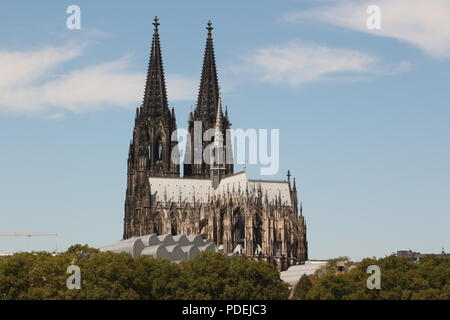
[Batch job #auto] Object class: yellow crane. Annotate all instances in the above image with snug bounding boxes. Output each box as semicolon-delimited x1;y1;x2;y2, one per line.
0;233;59;254
0;232;58;237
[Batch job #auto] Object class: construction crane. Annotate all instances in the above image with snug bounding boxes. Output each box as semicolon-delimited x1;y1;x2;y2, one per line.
0;232;58;237
0;232;59;254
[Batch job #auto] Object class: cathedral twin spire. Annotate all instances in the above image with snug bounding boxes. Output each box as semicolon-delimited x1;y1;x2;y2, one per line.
129;17;232;180
143;17;169;116
144;16;221;123
128;17;178;180
183;18;233;178
195;20;220;127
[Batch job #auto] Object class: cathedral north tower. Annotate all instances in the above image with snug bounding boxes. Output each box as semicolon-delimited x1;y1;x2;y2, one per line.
124;17;180;239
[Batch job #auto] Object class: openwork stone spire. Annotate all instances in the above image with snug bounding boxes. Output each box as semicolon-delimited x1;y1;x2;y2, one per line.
195;20;220;126
184;21;233;178
143;16;169;115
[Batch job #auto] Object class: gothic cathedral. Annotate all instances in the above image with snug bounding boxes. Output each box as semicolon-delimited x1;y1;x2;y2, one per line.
123;17;307;269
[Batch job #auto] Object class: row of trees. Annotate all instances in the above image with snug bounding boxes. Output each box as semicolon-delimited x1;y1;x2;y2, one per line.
0;245;289;300
293;255;450;300
2;245;449;300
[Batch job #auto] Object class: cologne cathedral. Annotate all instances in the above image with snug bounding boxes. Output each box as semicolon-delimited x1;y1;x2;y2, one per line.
123;17;308;269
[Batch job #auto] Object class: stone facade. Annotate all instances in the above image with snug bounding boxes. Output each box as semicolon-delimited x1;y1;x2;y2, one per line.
123;18;308;270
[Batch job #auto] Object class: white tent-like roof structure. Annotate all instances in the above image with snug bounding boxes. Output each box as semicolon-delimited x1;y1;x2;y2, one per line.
99;233;218;263
141;244;171;261
280;260;328;286
98;237;145;259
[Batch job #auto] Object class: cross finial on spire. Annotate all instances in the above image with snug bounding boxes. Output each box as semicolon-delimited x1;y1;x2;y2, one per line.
287;170;291;185
153;16;160;31
207;20;213;35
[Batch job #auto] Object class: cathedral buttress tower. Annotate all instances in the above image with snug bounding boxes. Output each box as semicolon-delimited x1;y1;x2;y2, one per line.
184;21;233;178
124;17;179;239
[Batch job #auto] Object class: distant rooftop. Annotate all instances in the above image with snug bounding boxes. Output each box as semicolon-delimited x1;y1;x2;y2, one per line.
397;249;450;261
0;251;12;257
280;260;328;286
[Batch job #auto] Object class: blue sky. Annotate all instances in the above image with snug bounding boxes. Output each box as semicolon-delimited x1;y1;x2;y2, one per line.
0;0;449;260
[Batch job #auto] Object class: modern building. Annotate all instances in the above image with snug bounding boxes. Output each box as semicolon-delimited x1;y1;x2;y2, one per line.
99;233;216;262
280;261;328;286
0;251;12;259
397;248;450;261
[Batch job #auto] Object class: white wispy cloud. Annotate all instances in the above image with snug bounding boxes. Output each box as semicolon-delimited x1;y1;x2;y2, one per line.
0;44;196;116
0;44;83;89
282;0;450;59
225;42;400;87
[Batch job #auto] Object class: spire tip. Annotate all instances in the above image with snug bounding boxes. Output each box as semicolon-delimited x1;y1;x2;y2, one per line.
153;16;160;31
207;20;213;35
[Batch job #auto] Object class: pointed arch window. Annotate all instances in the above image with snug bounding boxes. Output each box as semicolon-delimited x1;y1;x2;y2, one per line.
253;213;262;246
158;143;163;160
148;143;152;161
154;136;163;161
234;208;245;244
171;220;178;235
239;213;245;242
153;212;163;235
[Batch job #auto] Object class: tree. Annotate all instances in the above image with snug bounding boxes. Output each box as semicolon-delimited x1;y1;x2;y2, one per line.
176;252;289;300
293;274;312;300
304;255;450;300
0;245;289;300
66;244;99;254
